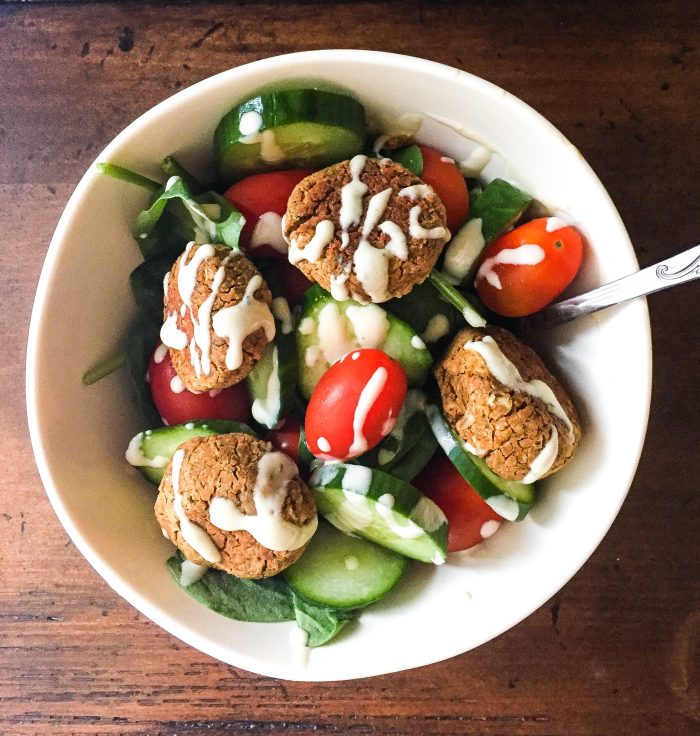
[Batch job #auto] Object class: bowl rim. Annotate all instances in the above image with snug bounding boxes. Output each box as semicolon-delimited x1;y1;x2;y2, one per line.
26;49;652;680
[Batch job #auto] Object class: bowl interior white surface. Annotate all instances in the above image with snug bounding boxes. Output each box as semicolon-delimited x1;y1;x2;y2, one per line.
26;50;651;681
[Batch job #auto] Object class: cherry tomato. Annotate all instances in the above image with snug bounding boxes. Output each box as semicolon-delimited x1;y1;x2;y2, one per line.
475;217;583;317
305;349;407;461
223;169;312;258
265;415;302;463
148;345;251;426
413;455;503;552
418;145;469;233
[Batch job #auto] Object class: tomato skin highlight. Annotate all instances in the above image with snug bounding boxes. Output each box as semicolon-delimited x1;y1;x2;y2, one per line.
148;345;251;426
223;169;312;258
413;455;503;552
418;145;469;233
265;415;302;463
475;217;584;317
305;349;407;461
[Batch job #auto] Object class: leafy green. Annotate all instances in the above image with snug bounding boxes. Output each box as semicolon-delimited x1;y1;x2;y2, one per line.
133;176;244;260
384;279;459;338
166;555;294;621
388;423;438;482
96;162;161;193
161;155;207;195
125;312;162;428
166;554;360;647
291;592;356;647
428;270;486;328
129;256;172;314
469;178;532;244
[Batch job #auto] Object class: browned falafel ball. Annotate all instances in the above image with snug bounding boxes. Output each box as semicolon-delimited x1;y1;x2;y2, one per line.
155;433;317;579
161;243;275;393
283;155;449;303
434;326;581;482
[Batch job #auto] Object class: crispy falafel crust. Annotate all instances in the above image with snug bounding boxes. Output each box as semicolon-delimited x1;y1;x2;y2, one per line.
165;245;272;392
155;433;316;579
284;157;449;302
434;326;581;481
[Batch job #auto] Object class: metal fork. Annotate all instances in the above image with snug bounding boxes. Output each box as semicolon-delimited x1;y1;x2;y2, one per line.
521;243;700;329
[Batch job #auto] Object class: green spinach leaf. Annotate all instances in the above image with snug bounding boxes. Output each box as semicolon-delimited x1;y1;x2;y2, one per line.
291;592;357;648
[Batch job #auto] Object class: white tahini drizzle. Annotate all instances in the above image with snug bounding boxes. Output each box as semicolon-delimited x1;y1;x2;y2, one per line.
271;296;294;335
180;560;208;587
211;274;276;371
459;146;492;176
349;367;388;456
421;314;450;343
345;304;389;348
522;426;559;483
545;216;568;232
288;220;335;265
153;343;169;364
251;345;281;428
251;211;288;254
443;218;485;283
171;449;221;563
398;184;434;200
475;244;545;290
340;154;369;230
125;433;170;469
161;313;188;350
375;494;423;539
207;451;317;551
407;206;449;240
463;336;575;443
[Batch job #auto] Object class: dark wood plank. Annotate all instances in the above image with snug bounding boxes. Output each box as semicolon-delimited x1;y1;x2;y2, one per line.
1;1;698;734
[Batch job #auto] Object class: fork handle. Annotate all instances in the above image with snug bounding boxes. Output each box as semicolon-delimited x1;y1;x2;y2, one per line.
542;243;700;323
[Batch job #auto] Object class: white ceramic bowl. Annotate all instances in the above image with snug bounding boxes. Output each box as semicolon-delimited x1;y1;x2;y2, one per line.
26;50;651;681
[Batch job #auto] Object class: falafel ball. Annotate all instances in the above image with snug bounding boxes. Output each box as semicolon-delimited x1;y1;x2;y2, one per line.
155;433;317;579
284;156;449;303
434;326;581;482
161;243;275;393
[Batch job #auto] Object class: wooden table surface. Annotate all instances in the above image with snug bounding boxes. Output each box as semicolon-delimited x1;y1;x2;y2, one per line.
2;1;699;734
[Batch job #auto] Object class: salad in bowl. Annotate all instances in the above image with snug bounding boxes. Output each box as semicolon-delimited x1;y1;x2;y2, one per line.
27;51;651;681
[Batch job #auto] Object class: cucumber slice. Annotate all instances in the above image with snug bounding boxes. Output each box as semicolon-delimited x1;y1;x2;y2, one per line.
309;463;448;564
296;285;432;398
246;300;297;429
215;89;366;183
425;405;535;521
126;419;256;485
284;522;409;609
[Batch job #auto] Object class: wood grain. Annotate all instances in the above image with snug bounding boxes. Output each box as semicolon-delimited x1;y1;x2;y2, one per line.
1;1;698;734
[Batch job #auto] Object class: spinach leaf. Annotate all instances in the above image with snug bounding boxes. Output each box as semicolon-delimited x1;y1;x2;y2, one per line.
291;592;357;648
469;178;532;244
133;176;244;260
166;554;360;647
166;555;295;622
129;255;172;315
126;311;162;428
388;143;423;176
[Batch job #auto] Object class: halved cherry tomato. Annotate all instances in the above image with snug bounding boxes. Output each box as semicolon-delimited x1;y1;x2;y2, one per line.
148;345;251;426
413;455;503;552
265;415;302;463
474;217;583;317
223;169;312;258
418;145;469;233
305;349;407;461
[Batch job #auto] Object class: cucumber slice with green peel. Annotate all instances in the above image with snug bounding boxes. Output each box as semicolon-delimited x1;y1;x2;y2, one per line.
296;285;432;398
246;304;297;429
428;270;486;328
215;89;366;183
126;419;256;485
284;522;409;609
425;405;535;521
310;463;448;564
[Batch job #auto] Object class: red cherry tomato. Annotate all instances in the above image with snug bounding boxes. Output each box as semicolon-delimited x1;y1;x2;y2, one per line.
305;349;407;461
413;455;503;552
475;217;583;317
265;415;302;463
223;169;312;258
418;145;469;233
148;345;251;426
